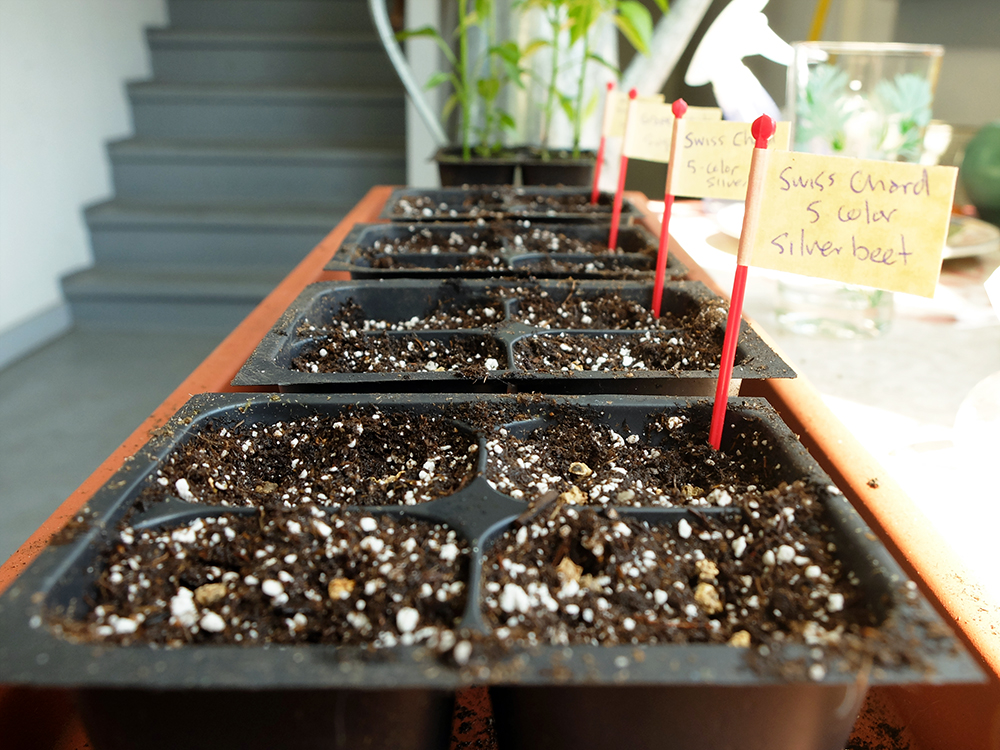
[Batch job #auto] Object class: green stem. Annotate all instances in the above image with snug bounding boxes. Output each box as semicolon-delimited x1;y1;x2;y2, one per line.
571;31;590;159
459;0;472;160
481;4;496;154
540;8;561;159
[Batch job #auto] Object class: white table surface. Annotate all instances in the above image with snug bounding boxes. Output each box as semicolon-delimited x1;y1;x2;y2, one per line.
666;201;1000;605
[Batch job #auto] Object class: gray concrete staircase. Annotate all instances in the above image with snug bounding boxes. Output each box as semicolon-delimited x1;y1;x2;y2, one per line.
64;0;405;332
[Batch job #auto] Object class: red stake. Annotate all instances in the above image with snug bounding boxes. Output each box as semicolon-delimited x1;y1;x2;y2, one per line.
652;98;688;317
591;82;615;205
608;88;637;252
708;114;776;450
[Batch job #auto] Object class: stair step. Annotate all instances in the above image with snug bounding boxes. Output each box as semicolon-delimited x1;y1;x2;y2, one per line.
147;29;400;86
107;138;406;206
128;82;404;145
167;0;371;32
85;200;346;268
62;266;283;333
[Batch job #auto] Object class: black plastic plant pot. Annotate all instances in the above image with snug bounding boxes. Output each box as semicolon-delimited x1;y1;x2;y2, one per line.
435;147;518;187
380;186;640;223
78;689;453;750
0;393;981;750
326;221;686;281
230;278;795;395
520;148;597;187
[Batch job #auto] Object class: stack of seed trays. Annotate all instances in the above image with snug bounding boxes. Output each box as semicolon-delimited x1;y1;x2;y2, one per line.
0;393;981;750
0;189;981;750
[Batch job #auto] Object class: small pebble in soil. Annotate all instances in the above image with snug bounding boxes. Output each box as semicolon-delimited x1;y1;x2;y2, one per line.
64;507;469;649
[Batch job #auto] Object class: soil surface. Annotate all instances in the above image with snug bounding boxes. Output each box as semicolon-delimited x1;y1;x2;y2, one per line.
59;506;469;649
391;191;507;219
388;189;615;220
137;407;478;509
484;408;773;507
477;493;933;681
357;224;657;274
482;485;862;647
292;331;504;379
288;287;727;378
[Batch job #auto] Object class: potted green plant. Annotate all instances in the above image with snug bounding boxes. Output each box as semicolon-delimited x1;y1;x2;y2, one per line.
399;0;527;185
398;0;666;186
519;0;667;185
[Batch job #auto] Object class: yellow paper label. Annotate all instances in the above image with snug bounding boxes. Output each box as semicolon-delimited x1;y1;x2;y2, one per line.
667;120;790;199
622;102;721;162
605;90;664;138
749;151;957;298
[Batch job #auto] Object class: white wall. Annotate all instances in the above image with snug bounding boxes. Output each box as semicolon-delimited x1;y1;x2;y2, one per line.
0;0;167;353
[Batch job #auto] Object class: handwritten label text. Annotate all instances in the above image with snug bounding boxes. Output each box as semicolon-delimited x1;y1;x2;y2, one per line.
750;151;957;297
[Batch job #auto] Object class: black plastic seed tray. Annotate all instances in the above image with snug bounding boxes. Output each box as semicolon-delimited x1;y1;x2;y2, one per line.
379;186;642;223
326;221;687;280
232;278;794;395
0;393;980;750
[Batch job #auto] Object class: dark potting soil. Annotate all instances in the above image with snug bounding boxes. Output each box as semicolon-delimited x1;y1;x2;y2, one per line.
517;192;612;213
287;288;725;377
291;331;505;378
60;506;469;649
358;224;651;272
392;191;506;219
513;331;721;374
509;285;700;329
137;407;478;509
511;256;651;277
362;225;503;263
484;409;770;507
483;485;856;647
478;490;932;682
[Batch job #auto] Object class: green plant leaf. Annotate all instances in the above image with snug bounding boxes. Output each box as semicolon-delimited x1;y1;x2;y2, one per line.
615;1;653;55
584;91;599;120
651;0;669;13
475;0;493;21
423;71;452;91
499;112;517;131
494;40;523;65
478;77;502;101
795;63;851;151
442;93;461;120
558;91;576;122
396;25;457;67
521;39;550;58
587;52;619;74
567;0;600;46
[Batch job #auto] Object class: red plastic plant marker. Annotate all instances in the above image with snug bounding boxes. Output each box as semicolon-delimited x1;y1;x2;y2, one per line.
608;88;637;252
709;114;776;450
652;98;688;317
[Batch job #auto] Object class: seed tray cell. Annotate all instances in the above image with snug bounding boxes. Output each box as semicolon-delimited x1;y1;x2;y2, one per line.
232;279;794;395
326;221;686;280
379;186;642;223
0;393;980;750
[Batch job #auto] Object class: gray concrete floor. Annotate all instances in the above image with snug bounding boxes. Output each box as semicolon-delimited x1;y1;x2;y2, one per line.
0;328;225;563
